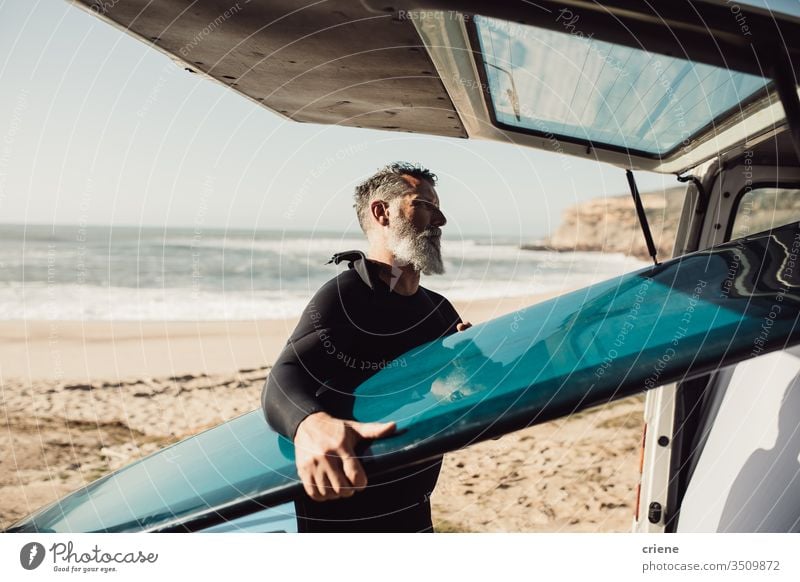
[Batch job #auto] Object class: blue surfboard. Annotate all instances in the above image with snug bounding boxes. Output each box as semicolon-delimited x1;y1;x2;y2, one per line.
10;221;800;532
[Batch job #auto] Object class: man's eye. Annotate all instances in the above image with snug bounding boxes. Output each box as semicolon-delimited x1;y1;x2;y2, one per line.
415;200;438;209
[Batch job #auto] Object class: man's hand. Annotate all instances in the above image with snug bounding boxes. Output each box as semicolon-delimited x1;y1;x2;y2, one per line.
456;321;472;332
294;411;396;502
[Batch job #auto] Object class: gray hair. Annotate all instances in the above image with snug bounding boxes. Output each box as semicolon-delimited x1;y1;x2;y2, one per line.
353;162;437;232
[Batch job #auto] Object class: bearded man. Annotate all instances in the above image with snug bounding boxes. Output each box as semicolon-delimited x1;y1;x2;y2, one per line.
261;162;471;532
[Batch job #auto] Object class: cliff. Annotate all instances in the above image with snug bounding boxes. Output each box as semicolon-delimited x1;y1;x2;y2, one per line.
537;187;687;260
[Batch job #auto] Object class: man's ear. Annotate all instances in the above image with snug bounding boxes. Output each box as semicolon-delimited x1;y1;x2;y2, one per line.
370;200;389;227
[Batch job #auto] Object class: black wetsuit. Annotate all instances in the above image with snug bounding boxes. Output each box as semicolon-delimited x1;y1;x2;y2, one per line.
261;251;462;532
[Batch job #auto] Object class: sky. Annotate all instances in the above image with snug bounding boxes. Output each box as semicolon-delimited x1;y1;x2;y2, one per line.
0;0;677;240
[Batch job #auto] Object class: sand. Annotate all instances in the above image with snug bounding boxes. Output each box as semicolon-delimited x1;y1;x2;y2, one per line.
0;293;644;532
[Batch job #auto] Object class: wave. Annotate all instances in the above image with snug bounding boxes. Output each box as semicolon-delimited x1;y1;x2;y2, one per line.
0;226;646;320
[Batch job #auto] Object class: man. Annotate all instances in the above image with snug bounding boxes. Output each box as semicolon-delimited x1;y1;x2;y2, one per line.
261;162;471;532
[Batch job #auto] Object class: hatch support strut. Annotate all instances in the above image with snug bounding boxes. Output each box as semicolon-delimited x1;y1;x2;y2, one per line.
626;170;659;266
774;53;800;163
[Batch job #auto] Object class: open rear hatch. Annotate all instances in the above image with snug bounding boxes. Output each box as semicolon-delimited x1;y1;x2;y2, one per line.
72;0;800;173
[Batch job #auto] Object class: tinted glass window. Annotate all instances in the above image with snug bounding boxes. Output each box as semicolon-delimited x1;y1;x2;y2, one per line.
474;15;769;155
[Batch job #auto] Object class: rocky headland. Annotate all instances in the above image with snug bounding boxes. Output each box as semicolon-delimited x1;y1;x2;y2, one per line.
529;186;687;260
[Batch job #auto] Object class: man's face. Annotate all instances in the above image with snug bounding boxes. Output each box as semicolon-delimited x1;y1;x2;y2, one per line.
385;175;447;275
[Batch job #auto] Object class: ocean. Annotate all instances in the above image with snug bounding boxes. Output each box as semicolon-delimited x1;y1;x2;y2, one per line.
0;224;646;320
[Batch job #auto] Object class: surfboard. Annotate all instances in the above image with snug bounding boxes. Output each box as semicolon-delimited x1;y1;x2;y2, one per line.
10;220;800;533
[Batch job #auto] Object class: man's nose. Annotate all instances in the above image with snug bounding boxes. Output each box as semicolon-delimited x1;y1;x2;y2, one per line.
431;207;447;228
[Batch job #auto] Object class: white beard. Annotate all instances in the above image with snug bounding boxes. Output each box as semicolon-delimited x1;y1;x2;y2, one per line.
386;212;445;276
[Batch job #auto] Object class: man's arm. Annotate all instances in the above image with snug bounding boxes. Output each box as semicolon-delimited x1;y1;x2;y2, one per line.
261;330;330;441
261;281;395;501
262;337;396;501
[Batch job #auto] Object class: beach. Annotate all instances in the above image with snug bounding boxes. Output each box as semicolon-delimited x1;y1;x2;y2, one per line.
0;292;644;532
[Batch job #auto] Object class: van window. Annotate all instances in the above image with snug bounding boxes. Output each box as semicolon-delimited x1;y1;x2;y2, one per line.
473;15;769;156
730;187;800;240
